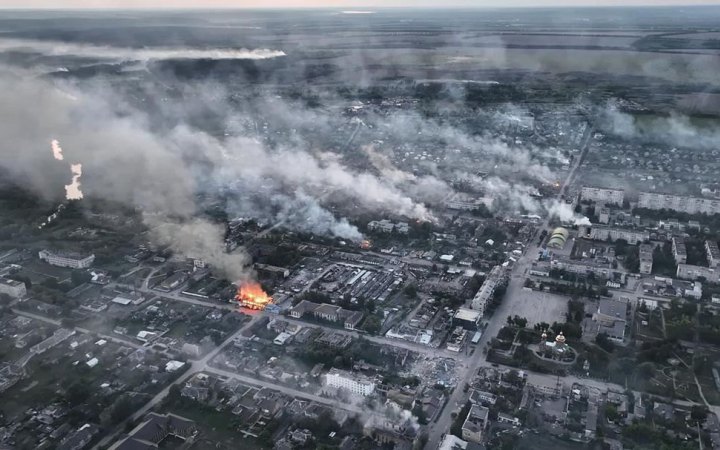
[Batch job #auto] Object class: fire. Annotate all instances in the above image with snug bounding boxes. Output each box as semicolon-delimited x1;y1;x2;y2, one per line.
235;281;273;310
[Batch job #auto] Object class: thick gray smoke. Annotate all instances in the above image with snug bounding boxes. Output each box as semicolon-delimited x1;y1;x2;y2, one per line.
0;68;438;275
0;38;286;62
600;100;720;149
146;215;253;283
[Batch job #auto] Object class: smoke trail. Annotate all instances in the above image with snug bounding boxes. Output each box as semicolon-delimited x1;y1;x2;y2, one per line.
0;38;286;62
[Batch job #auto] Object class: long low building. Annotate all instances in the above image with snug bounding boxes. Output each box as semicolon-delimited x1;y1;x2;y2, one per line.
469;265;504;314
638;192;720;215
38;249;95;269
581;186;625;205
677;264;720;284
289;300;364;330
580;225;649;245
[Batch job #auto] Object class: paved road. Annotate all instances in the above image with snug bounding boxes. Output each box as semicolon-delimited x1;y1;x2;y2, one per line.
12;308;146;350
425;125;594;450
203;366;367;416
278;316;459;359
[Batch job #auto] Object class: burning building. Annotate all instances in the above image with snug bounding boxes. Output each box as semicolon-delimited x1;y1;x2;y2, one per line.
235;281;273;310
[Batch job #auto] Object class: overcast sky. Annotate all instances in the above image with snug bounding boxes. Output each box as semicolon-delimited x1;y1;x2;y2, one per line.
2;0;720;9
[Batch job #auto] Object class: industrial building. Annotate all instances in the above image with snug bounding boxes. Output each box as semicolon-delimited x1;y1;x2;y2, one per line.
638;192;720;215
546;227;569;249
0;277;27;299
38;249;95;269
289;300;364;330
324;368;376;396
580;186;625;205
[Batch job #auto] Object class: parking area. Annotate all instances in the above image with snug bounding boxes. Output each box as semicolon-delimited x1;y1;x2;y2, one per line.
504;289;568;327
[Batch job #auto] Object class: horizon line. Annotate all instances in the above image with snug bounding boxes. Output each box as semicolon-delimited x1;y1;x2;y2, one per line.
2;3;720;11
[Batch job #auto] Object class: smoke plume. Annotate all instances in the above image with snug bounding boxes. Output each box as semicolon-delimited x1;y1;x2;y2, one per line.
0;38;286;62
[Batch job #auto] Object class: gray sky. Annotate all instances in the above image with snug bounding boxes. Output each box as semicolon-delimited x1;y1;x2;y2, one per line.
2;0;720;9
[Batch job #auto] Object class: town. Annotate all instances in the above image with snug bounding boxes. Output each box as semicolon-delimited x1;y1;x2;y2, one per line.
2;5;720;450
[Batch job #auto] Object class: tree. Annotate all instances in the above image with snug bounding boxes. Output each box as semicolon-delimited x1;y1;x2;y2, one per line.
403;284;418;299
364;315;381;335
71;270;92;287
110;396;135;424
596;333;615;353
691;405;708;425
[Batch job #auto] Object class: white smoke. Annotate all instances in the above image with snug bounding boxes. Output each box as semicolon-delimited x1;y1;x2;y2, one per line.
545;199;590;225
0;38;286;62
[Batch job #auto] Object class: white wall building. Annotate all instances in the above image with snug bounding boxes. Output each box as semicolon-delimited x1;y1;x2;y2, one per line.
38;249;95;269
580;187;625;205
324;368;375;396
0;277;27;299
638;192;720;215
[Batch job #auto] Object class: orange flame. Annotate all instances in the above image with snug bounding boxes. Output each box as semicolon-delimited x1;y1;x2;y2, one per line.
235;281;273;310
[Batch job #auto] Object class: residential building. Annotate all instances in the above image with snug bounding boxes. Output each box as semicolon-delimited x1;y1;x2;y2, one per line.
0;277;27;299
550;258;614;279
598;207;610;224
108;413;197;449
470;265;503;314
638;192;720;215
462;404;489;444
497;413;521;427
38;249;94;269
581;225;648;245
324;368;375;396
672;237;687;264
706;240;720;268
639;244;654;274
469;389;497;405
367;219;409;234
677;264;720;284
580;187;624;205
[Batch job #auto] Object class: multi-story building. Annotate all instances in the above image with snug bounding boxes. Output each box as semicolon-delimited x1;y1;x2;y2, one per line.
638;192;720;215
706;240;720;268
672;237;687;264
367;220;409;234
462;404;489;444
580;187;624;205
581;225;648;245
470;265;504;314
550;258;614;279
289;300;364;330
38;249;94;269
677;264;720;284
324;368;375;396
639;244;654;274
593;298;628;342
0;277;27;299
